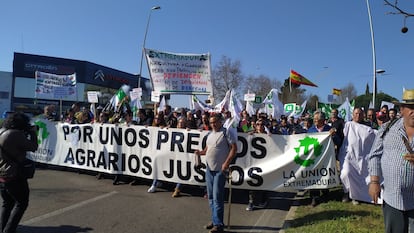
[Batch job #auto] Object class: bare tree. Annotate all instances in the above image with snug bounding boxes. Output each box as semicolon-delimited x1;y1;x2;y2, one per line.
211;56;244;101
340;83;358;101
306;94;320;112
384;0;414;33
328;83;358;104
243;74;281;99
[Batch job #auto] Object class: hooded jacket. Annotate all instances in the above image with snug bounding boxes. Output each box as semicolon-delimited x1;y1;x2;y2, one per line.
0;128;38;180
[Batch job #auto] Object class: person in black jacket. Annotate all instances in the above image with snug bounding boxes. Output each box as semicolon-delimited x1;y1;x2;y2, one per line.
0;112;38;233
328;108;345;158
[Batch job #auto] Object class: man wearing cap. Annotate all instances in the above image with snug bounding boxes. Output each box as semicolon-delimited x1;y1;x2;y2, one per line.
368;89;414;232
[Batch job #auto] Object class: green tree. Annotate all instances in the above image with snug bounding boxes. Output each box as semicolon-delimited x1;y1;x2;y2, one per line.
279;78;307;104
354;92;398;111
365;83;370;96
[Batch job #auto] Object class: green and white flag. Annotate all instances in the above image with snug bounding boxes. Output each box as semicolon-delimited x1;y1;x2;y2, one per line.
191;95;211;112
104;85;130;113
337;97;354;122
260;89;284;119
318;102;340;117
288;100;308;119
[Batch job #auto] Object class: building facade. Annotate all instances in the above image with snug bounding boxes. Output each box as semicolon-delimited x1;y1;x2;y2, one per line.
10;52;152;115
0;71;12;116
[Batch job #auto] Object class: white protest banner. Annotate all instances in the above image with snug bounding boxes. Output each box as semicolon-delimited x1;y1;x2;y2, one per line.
35;71;77;101
130;90;141;101
380;100;394;110
29;120;341;191
151;91;160;102
244;93;255;101
132;88;142;99
87;91;99;103
145;48;213;95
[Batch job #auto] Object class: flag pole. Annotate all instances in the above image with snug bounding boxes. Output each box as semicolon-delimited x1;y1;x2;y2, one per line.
59;99;62;121
227;167;233;230
93;103;96;123
189;95;193;110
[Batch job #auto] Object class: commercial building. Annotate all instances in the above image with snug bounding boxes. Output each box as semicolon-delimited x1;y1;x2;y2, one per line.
7;52;151;116
0;71;12;116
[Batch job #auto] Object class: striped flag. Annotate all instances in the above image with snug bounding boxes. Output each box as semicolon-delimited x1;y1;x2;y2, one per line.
332;88;342;96
289;70;318;87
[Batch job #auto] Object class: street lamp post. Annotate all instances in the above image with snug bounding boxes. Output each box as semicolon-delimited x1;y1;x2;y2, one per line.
365;0;378;109
138;6;161;89
375;69;386;105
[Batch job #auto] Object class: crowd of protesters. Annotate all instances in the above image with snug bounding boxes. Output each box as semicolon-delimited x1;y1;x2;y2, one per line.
20;101;403;205
2;88;413;233
36;102;401;136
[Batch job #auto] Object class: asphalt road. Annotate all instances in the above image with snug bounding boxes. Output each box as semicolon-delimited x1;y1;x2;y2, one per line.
16;166;296;233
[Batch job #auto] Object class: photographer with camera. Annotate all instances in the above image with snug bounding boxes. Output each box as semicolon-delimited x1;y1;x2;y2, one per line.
0;112;38;233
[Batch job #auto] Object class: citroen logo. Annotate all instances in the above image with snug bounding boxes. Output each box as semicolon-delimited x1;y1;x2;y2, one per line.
94;70;105;81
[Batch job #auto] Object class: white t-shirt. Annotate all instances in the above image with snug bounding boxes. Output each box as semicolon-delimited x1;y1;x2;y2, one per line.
205;127;237;171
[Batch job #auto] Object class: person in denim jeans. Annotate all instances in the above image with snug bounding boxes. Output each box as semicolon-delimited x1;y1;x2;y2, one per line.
195;114;237;233
0;112;38;233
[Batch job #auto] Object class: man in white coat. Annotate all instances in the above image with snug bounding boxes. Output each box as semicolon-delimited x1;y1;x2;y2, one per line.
338;107;377;204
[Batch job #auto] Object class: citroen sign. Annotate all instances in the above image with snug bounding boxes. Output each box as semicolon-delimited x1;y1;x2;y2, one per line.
94;70;105;82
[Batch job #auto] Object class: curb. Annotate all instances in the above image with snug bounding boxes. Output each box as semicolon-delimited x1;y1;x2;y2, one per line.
280;190;307;233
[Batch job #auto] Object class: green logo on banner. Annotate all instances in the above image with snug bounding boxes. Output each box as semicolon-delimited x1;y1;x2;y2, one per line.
293;136;323;167
34;120;50;144
284;103;295;113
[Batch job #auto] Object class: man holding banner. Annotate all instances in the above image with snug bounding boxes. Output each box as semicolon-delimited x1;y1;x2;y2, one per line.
195;114;237;233
307;111;335;206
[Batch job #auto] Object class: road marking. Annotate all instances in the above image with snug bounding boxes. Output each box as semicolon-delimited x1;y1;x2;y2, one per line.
249;208;272;233
22;191;118;225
